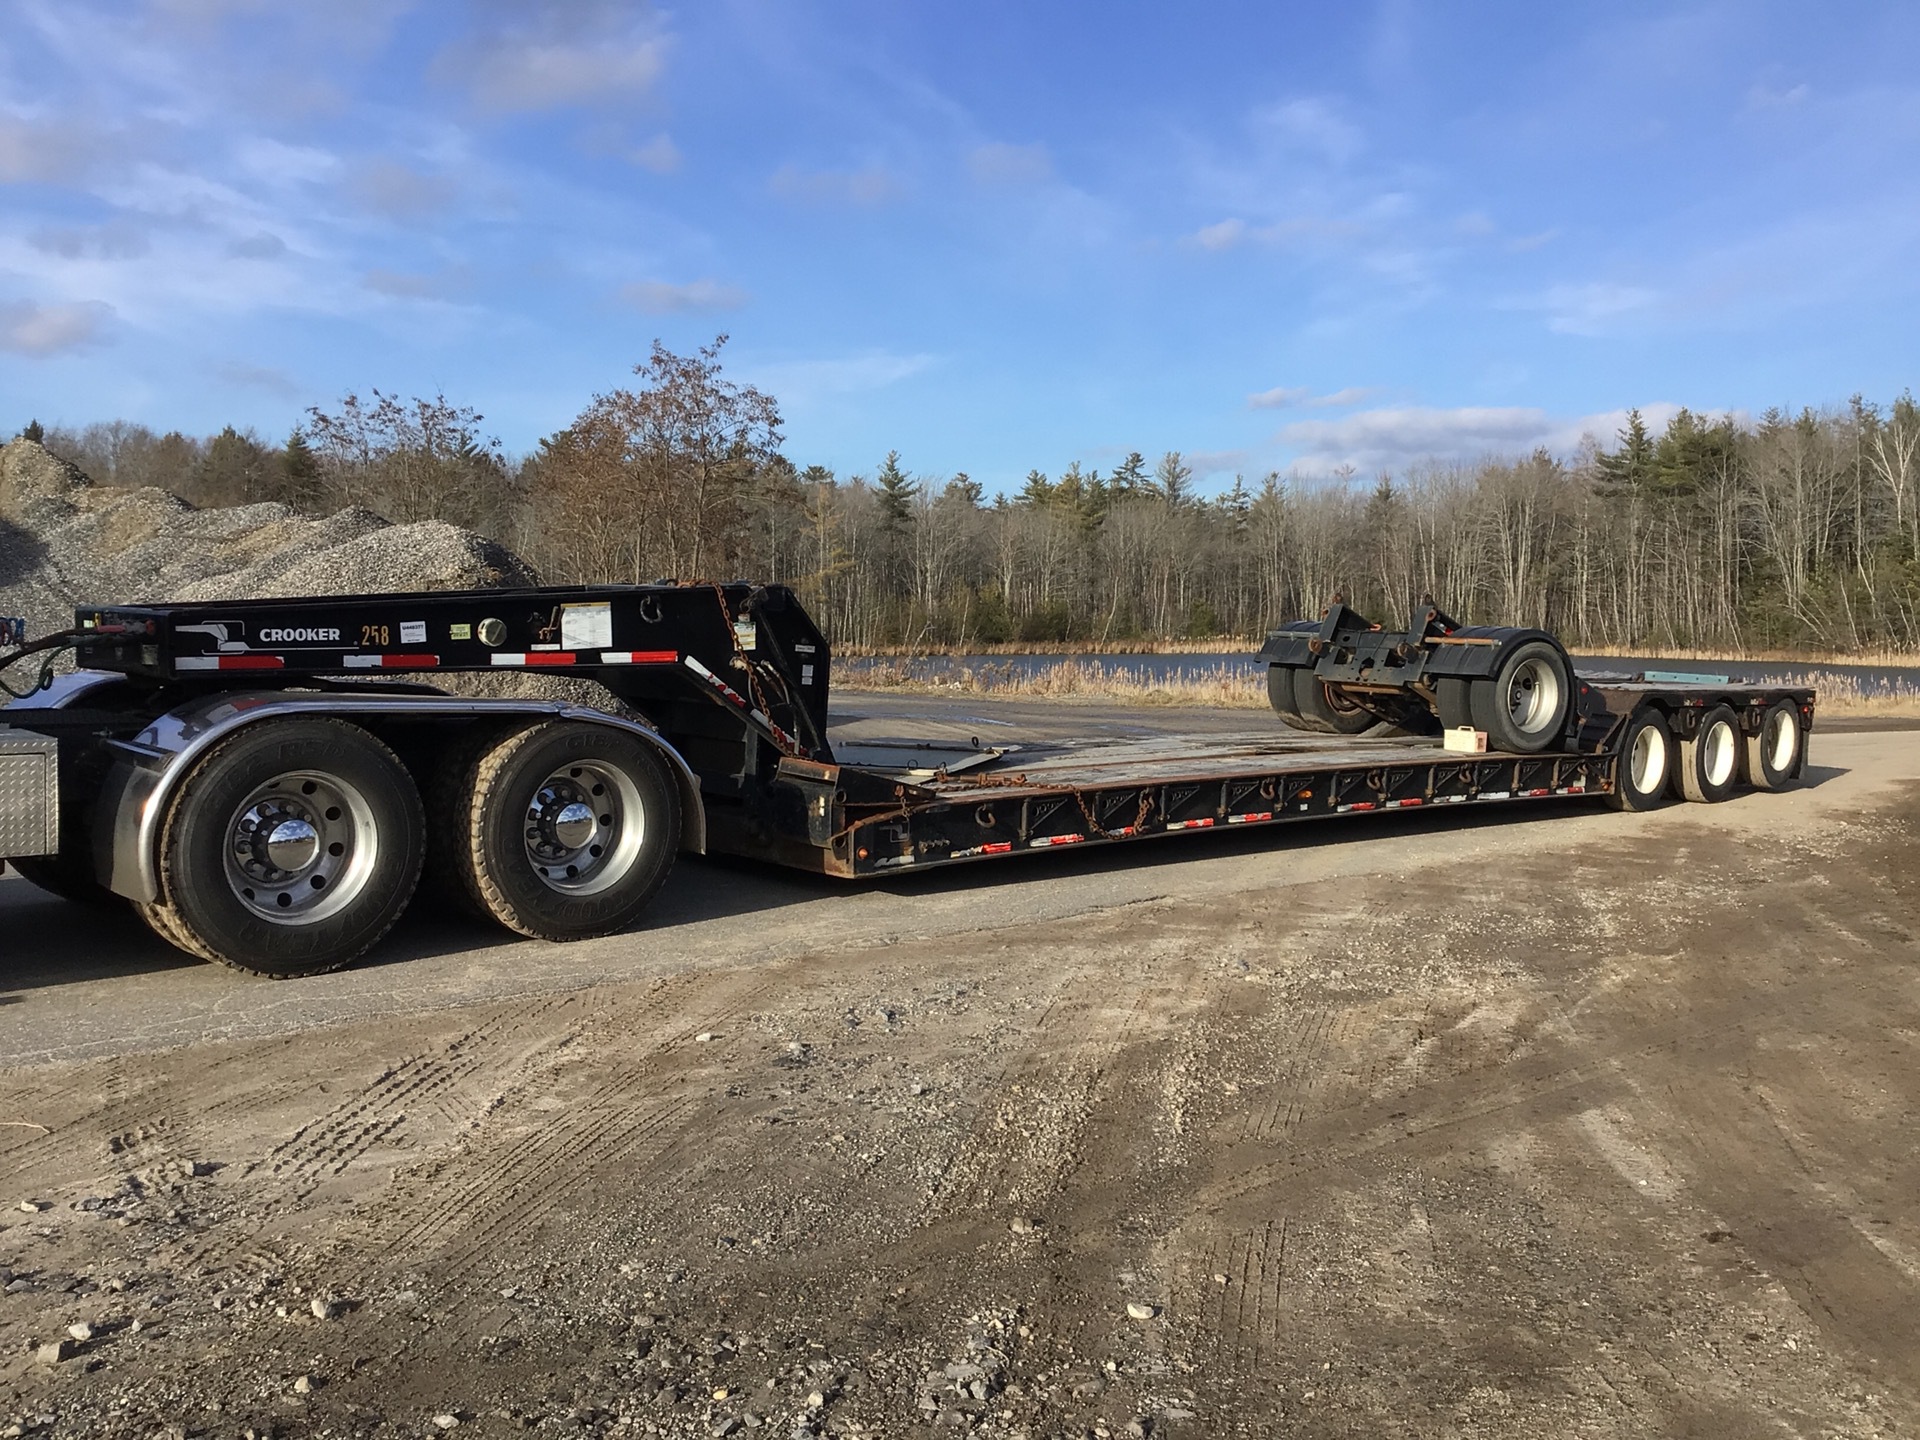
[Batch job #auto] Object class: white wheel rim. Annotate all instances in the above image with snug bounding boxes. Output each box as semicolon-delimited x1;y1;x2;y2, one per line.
1505;657;1563;738
523;760;646;896
223;769;379;925
1629;722;1667;792
1765;708;1797;772
1702;720;1737;787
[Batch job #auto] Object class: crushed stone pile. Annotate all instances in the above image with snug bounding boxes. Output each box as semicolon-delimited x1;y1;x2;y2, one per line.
0;437;625;713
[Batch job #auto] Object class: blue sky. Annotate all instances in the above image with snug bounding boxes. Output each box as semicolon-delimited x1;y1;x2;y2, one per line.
3;1;1917;492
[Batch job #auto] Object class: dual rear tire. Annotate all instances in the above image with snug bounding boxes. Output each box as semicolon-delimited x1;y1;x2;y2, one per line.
141;717;679;977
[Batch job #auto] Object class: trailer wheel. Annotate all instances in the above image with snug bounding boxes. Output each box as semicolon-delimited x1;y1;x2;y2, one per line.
1605;707;1674;811
1676;705;1742;804
1435;677;1475;732
154;719;425;977
459;721;680;942
1290;668;1378;735
1744;699;1802;791
1266;665;1309;728
1470;640;1574;753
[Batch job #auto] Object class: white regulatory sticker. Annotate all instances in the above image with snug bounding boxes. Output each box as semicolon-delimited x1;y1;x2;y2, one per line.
560;602;614;651
400;620;427;645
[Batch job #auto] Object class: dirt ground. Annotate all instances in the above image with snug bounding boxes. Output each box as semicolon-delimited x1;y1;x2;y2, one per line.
1;703;1917;1440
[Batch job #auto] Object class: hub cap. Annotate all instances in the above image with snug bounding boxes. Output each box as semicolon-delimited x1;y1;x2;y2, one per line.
1504;657;1564;738
1629;722;1667;792
1702;720;1737;787
523;761;646;896
1764;708;1797;771
223;770;378;925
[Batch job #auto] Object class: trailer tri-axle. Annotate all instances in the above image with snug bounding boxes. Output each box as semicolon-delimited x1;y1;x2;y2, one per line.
0;583;1814;977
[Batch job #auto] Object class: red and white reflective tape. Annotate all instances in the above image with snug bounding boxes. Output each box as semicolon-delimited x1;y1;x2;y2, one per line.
1227;811;1274;825
1388;797;1424;808
177;654;284;671
342;653;440;670
1166;817;1216;831
950;841;1014;860
1337;800;1378;813
871;853;918;870
1029;833;1085;848
599;650;680;665
490;651;578;667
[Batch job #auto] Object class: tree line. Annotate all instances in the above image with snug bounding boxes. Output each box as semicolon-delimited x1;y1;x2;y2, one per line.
19;337;1920;653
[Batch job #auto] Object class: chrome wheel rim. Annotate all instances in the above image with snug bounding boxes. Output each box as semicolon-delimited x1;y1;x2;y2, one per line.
523;760;645;896
1629;722;1667;792
1504;657;1563;737
223;770;378;925
1703;720;1737;787
1765;708;1797;771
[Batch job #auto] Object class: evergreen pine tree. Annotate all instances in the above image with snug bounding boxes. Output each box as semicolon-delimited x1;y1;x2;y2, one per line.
21;419;44;443
280;430;322;511
1595;408;1655;494
1109;451;1148;499
874;449;917;530
1018;469;1053;506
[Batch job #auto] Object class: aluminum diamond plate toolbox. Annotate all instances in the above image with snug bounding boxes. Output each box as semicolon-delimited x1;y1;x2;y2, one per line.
0;728;59;858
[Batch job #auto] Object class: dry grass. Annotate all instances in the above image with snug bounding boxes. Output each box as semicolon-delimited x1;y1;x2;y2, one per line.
838;657;1272;708
837;656;1920;718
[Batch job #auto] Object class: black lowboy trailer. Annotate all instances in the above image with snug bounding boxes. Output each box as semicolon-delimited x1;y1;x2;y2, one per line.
0;583;1813;978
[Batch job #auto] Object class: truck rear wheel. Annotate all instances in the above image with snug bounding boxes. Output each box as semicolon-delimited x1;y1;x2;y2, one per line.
151;719;425;977
1744;699;1802;791
1266;665;1309;728
1676;705;1741;804
1470;640;1574;753
457;721;680;942
1290;668;1378;735
1606;707;1674;811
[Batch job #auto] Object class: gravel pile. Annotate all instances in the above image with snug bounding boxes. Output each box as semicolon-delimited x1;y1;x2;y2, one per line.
0;437;535;638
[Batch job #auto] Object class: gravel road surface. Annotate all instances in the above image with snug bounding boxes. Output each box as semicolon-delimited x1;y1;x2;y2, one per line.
1;699;1915;1438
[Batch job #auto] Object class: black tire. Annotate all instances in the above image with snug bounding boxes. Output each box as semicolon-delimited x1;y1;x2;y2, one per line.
1604;707;1674;812
1470;640;1574;753
1435;677;1476;732
1290;667;1377;735
154;719;425;977
1676;704;1741;804
1266;665;1309;729
457;721;680;942
1744;699;1802;791
419;720;519;921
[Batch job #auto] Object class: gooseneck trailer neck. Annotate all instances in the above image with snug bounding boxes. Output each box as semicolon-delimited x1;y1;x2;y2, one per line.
0;584;1814;978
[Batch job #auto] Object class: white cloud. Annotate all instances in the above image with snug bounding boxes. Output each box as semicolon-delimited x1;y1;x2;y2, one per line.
364;268;470;301
228;231;288;259
1251;98;1362;165
617;278;748;314
1248;385;1375;410
1527;282;1662;336
343;159;458;221
628;134;681;174
1188;215;1355;252
28;218;150;260
0;299;113;356
769;164;901;207
0;113;110;185
1248;385;1311;409
968;142;1053;186
1277;401;1692;475
1748;81;1810;109
434;3;669;114
1194;218;1249;252
212;359;299;397
749;351;936;408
